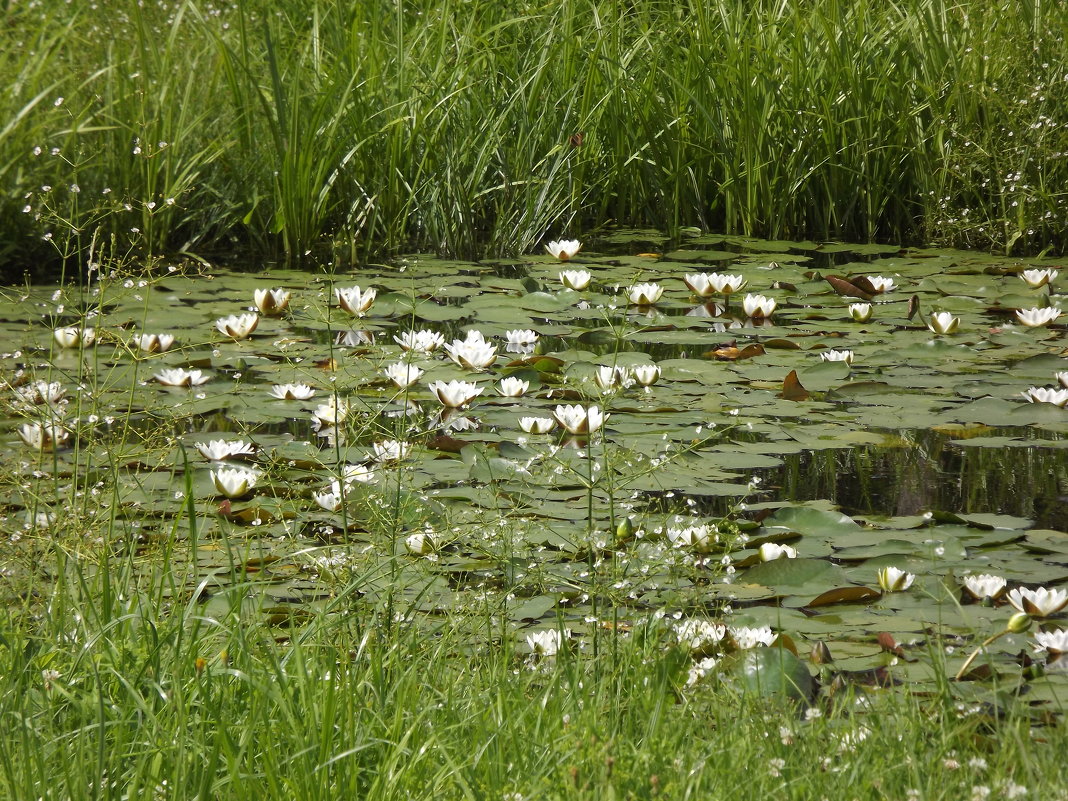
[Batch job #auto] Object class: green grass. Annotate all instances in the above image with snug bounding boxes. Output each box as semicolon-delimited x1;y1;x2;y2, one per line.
1;0;1066;276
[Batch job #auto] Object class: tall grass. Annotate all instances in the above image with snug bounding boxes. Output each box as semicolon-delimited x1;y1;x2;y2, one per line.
2;0;1066;273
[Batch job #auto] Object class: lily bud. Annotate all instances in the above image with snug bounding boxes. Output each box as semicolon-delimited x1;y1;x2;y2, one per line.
1008;613;1032;634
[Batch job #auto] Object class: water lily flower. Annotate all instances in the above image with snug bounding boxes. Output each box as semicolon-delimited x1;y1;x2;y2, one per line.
867;275;896;293
341;464;376;484
337;329;375;347
685;272;747;298
729;626;776;649
553;404;604;434
445;338;498;371
1007;586;1068;617
759;542;798;561
666;524;718;552
877;566;915;592
631;364;661;386
526;629;568;655
1033;629;1068;656
405;530;439;555
384;362;424;389
742;294;776;318
519;416;555;434
216;313;259;340
545;239;582;261
254;288;291;316
18;422;69;451
311;397;349;427
429;379;483;408
848;303;873;322
154;368;210;387
820;349;854;365
210;467;258;498
131;333;176;353
269;383;316;400
1020;268;1058;288
1021;386;1068;407
674;620;727;652
559;269;592;290
372;439;411;462
593;365;632;391
1057;371;1068;389
13;381;66;407
505;329;538;347
313;486;344;512
335;286;377;316
54;327;95;348
927;311;959;334
627;282;663;305
497;377;529;397
1016;306;1062;327
195;439;256;461
394;329;444;353
961;574;1007;601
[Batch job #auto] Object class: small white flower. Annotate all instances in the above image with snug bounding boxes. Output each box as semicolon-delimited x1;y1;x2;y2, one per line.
335;286;377;316
526;629;568;655
216;313;259;340
519;416;555;434
18;422;69;451
1020;268;1057;288
631;364;661;386
848;302;873;322
428;379;483;408
961;574;1007;600
131;333;176;353
627;282;663;305
545;239;582;261
1007;586;1068;617
1021;386;1068;407
759;542;798;561
820;349;854;364
405;530;439;555
384;362;424;389
559;269;592;290
210;467;258;498
394;329;445;353
269;383;316;400
154;368;210;387
867;275;896;293
505;329;538;346
253;288;291;316
877;566;916;592
1033;628;1068;655
742;294;776;318
195;439;256;461
372;439;411;462
497;377;529;397
674;620;727;652
1015;306;1062;327
53;327;95;348
729;626;776;649
928;311;959;334
553;404;604;434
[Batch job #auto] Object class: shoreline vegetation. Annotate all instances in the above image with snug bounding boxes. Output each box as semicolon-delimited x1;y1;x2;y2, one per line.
2;0;1067;278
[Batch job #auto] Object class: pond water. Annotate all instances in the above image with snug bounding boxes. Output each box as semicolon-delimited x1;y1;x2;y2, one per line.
3;230;1067;711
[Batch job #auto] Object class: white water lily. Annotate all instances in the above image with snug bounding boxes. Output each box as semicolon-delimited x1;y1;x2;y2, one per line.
312;486;343;512
627;282;663;305
341;464;376;484
674;620;727;652
311;397;349;427
335;285;377;316
429;379;483;408
742;294;776;318
1033;629;1068;656
927;311;959;334
497;376;529;397
1007;586;1068;617
216;313;259;340
210;467;258;498
384;362;424;389
759;542;798;561
631;364;661;386
1020;268;1058;288
553;404;604;434
131;333;176;353
1057;371;1068;389
519;416;555;434
195;439;256;461
559;269;592;290
394;329;445;353
405;530;439;556
18;422;69;451
666;524;717;552
526;629;568;656
877;566;915;592
372;439;411;462
13;381;66;407
254;288;291;316
54;327;95;349
1021;386;1068;407
269;383;316;400
820;349;854;365
685;272;746;298
867;275;896;293
1015;306;1062;327
337;329;375;347
445;338;498;371
848;302;874;322
545;239;582;261
729;626;776;649
593;365;632;391
154;368;211;387
505;329;538;347
961;573;1007;601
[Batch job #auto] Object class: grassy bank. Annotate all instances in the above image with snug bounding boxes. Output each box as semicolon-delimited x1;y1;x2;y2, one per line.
1;0;1066;275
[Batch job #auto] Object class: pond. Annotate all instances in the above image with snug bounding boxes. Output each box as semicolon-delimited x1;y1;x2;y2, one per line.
3;229;1067;712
